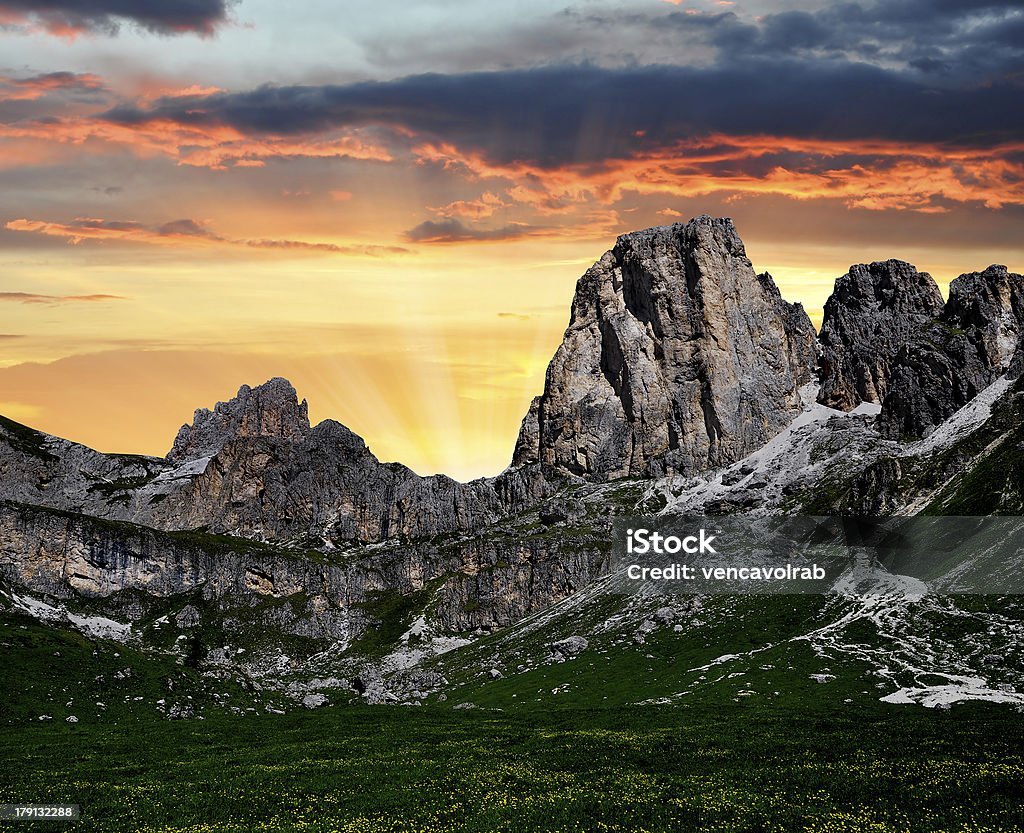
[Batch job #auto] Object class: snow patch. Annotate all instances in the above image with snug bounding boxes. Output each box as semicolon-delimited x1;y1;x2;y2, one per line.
12;593;133;642
881;677;1024;709
851;401;882;416
910;375;1012;456
150;454;213;483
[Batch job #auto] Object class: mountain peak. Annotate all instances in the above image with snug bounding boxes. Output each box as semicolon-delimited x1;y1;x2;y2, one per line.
612;216;746;264
167;377;310;462
513;215;814;479
817;260;945;410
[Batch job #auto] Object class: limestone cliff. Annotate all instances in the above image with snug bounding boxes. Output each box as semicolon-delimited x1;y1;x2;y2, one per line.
512;216;816;479
817;260;945;410
881;265;1024;438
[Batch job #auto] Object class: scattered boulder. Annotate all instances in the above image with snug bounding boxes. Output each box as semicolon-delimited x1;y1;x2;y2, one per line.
549;636;589;660
653;607;676;626
302;693;328;709
720;469;747;486
363;688;398;705
407;671;447;691
174;605;201;629
167;702;195;719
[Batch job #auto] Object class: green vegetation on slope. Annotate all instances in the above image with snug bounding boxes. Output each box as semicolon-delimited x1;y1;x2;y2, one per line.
1;700;1023;833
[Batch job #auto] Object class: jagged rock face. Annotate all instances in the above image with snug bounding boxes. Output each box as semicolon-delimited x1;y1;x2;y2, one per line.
880;266;1024;438
513;216;816;480
168;378;311;463
147;405;548;543
0;500;600;639
758;271;818;387
512;397;542;466
0;416;163;520
817;260;945;410
945;265;1024;372
0;379;550;545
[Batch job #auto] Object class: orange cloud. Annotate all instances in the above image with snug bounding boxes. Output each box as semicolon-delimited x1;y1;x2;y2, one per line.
5;216;407;256
414;135;1024;215
429;191;508;220
0;291;125;304
0;115;392;170
0;10;82;39
141;84;225;101
0;72;104;101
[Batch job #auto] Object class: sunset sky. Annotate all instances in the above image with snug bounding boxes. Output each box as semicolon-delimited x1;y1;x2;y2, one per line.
1;0;1022;480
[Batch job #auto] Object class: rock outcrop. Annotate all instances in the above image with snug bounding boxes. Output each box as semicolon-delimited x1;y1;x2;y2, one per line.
168;377;311;462
817;260;945;410
512;216;816;479
0;499;601;640
758;271;818;388
0;379;548;545
880;265;1024;438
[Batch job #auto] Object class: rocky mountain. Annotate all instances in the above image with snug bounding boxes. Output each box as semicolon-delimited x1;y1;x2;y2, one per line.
513;216;816;479
167;377;312;462
881;264;1024;439
817;260;945;410
2;214;1024;714
812;259;1024;440
0;378;547;546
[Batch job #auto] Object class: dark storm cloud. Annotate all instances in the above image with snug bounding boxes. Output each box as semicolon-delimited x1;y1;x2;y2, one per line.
543;1;1024;85
101;59;1024;169
697;0;1023;80
0;0;233;36
404;219;538;243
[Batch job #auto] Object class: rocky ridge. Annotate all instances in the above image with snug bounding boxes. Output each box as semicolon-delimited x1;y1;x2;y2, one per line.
513;216;816;480
817;260;945;410
880;265;1024;438
0;379;548;546
2;215;1024;710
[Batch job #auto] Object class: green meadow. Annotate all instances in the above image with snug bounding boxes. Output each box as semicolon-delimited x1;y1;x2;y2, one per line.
3;697;1024;832
5;599;1024;833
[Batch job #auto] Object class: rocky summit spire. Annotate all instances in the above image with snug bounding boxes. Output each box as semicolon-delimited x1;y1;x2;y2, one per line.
880;265;1024;438
816;260;945;411
167;377;311;462
513;215;817;480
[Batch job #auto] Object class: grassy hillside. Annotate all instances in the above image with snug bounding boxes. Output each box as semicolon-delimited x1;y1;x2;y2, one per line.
4;605;1024;832
2;696;1023;832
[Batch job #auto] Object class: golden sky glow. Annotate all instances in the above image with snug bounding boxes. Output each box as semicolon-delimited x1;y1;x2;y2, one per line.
2;0;1023;480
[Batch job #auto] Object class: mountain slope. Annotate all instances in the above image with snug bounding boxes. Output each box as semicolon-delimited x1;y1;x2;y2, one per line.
2;214;1024;717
